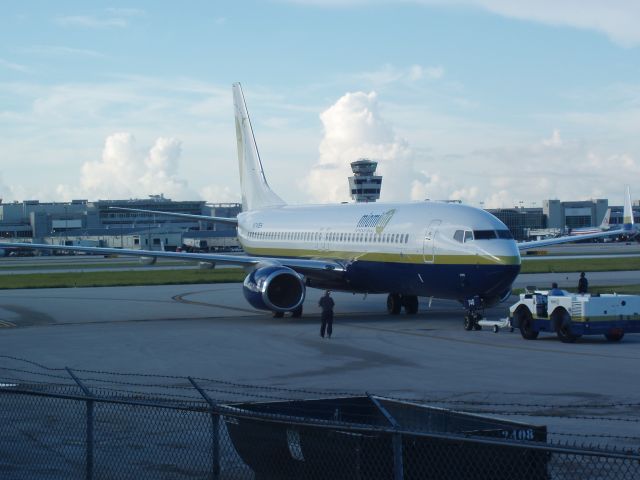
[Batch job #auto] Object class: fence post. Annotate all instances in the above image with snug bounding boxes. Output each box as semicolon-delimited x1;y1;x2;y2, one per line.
189;377;220;480
367;393;404;480
66;368;94;480
392;433;404;480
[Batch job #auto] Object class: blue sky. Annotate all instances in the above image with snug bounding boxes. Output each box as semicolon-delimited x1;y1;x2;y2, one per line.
1;1;639;207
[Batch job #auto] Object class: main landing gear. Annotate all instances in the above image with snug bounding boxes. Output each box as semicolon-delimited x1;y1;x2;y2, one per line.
387;294;419;315
463;296;484;331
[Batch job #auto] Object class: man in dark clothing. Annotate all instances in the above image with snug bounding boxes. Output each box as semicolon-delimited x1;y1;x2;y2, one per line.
319;290;335;338
578;272;588;294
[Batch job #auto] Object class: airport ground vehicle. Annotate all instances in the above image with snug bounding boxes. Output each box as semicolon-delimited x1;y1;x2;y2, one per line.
509;290;640;342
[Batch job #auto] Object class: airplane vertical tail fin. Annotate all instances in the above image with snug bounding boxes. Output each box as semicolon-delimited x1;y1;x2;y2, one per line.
232;83;286;211
623;185;634;233
599;208;611;229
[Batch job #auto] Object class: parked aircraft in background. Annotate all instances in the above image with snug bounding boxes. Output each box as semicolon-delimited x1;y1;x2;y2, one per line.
1;84;634;327
567;187;637;241
569;209;611;237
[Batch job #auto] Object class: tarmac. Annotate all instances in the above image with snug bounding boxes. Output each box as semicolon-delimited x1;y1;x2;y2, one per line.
1;281;640;445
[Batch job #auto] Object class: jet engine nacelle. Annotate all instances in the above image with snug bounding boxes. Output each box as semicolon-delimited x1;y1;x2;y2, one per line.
243;265;305;312
139;256;157;265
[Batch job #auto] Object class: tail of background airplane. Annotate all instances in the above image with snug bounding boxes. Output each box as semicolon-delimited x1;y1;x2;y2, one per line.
233;83;286;212
623;185;635;233
599;208;611;229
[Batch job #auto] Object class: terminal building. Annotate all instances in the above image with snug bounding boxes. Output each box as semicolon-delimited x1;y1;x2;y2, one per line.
489;199;640;241
1;179;639;250
0;195;241;252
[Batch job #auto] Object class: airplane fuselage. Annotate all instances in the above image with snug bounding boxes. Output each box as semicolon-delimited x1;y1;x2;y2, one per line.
237;201;521;305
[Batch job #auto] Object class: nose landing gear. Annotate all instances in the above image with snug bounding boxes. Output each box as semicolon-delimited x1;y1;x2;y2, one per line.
463;296;484;331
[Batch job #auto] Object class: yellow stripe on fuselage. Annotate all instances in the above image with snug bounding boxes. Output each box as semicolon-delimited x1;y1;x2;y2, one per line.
243;246;520;266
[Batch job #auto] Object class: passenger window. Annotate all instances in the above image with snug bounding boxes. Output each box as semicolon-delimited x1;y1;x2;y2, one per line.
454;230;464;243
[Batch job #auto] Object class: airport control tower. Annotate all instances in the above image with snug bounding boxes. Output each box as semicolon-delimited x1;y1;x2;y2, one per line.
348;158;382;202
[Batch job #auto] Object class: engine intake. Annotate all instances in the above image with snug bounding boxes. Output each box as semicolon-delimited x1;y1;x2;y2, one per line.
243;265;305;312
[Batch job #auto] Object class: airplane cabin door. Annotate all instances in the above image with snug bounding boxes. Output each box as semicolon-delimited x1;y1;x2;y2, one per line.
423;220;441;263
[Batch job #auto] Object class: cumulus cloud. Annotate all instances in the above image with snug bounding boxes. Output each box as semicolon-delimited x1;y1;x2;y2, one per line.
0;173;28;202
542;129;562;147
199;184;239;203
301;91;435;203
451;140;640;208
299;89;640;209
56;133;192;200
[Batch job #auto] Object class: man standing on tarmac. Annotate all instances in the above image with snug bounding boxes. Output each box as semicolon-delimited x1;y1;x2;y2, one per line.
578;272;589;294
319;290;335;338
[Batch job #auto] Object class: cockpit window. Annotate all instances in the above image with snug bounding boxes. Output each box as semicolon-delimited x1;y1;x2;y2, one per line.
473;230;497;240
453;230;464;243
497;230;513;239
463;230;474;242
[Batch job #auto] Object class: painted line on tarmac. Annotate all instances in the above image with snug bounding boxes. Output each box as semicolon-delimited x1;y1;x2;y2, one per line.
172;291;260;314
343;321;640;360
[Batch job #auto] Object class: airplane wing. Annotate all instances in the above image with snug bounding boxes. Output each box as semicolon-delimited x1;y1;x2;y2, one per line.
0;242;345;277
517;228;624;251
108;207;238;225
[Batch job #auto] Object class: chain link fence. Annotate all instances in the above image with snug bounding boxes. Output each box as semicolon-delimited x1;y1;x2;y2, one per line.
0;356;638;479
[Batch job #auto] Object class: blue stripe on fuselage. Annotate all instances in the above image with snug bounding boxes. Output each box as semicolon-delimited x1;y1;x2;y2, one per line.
344;261;520;301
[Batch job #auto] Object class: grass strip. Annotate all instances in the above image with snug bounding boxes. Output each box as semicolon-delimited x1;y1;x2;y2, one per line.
0;261;193;271
520;257;640;273
0;268;245;290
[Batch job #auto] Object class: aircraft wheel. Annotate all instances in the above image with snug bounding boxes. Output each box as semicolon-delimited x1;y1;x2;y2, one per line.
554;310;579;343
604;330;624;342
291;306;303;318
272;311;284;318
403;295;419;314
387;294;402;315
463;315;474;331
516;308;539;340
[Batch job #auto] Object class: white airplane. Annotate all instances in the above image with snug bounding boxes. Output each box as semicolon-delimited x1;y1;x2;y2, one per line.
567;187;636;239
1;84;632;326
569;208;610;236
